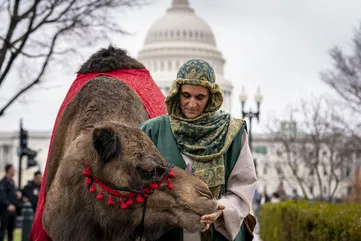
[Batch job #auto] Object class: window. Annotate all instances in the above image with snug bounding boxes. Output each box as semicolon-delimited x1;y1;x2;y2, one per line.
0;144;12;171
195;31;199;38
346;166;351;177
347;186;353;195
255;146;267;154
160;61;164;71
168;61;172;71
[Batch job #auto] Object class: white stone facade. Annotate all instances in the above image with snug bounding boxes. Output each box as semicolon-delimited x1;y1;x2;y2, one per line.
0;131;50;187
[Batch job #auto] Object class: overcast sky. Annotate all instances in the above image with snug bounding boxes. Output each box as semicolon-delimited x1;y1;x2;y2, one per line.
1;0;361;133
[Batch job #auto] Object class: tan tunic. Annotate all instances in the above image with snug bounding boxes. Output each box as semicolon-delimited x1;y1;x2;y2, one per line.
182;131;257;241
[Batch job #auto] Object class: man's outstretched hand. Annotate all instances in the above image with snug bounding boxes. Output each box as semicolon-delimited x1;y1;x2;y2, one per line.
200;203;225;231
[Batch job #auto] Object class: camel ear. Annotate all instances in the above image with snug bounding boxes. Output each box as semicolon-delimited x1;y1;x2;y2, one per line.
93;127;121;166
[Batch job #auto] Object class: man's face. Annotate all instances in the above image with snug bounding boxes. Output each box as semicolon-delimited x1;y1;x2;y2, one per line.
7;166;15;177
179;84;210;119
34;174;42;185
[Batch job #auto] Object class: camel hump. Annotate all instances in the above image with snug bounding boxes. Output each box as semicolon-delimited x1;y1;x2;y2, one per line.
77;45;145;74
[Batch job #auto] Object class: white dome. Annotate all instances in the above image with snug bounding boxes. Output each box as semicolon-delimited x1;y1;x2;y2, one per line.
144;1;216;46
137;0;234;113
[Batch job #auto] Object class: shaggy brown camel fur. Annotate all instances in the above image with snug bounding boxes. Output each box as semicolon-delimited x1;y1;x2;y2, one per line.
41;46;218;241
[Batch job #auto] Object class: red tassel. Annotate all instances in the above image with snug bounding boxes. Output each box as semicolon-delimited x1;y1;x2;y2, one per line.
82;167;91;176
89;183;96;193
126;198;134;206
168;170;175;178
167;179;174;189
136;194;144;203
143;188;150;197
107;195;115;206
120;200;127;210
85;177;93;185
150;183;158;190
96;190;104;200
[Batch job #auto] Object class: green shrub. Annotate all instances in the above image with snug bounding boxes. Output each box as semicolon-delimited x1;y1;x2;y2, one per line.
259;201;361;241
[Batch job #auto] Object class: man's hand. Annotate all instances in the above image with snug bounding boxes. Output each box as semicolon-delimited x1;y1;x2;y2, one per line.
16;191;22;199
200;203;225;231
7;204;16;212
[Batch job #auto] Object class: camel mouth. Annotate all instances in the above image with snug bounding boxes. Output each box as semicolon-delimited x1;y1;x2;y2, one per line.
184;204;211;218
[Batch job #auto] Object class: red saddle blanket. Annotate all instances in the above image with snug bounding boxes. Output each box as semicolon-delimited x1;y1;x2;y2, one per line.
30;69;167;241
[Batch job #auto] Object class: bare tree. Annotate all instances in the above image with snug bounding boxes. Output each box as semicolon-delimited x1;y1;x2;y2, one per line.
320;22;361;144
269;96;354;201
320;23;361;114
0;0;149;117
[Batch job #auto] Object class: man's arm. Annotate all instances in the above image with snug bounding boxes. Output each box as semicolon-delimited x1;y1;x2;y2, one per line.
214;131;258;240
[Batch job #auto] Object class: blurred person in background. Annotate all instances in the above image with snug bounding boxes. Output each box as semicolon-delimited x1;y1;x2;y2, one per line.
0;164;22;241
22;171;42;213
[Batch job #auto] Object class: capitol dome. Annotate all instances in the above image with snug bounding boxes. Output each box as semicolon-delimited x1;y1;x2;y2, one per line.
137;0;233;112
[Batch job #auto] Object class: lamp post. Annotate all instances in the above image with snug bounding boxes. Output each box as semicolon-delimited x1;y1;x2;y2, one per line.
239;87;263;175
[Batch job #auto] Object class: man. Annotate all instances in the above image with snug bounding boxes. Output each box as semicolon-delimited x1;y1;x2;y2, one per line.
22;171;42;212
139;58;257;241
0;164;22;241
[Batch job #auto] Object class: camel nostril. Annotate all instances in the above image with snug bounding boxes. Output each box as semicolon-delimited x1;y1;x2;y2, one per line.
197;189;212;200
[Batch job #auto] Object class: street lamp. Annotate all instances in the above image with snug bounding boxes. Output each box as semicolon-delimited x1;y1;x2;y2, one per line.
239;86;263;175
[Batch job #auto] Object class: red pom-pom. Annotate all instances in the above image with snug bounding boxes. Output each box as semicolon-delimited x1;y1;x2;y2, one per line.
136;194;144;203
150;183;158;190
82;167;91;176
167;179;174;189
107;195;115;206
96;190;104;200
126;198;134;206
120;201;127;209
85;177;93;185
168;170;175;178
89;183;96;193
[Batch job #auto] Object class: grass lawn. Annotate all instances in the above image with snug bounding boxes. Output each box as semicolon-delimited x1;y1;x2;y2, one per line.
4;228;21;241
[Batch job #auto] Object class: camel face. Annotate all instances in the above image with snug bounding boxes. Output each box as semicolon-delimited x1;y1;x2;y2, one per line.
85;123;219;234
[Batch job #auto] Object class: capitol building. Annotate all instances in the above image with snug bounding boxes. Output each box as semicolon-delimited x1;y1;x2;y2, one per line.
137;0;233;113
0;0;234;186
0;0;356;201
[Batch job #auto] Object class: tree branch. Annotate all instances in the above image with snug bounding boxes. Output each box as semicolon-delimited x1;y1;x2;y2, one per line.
0;0;22;70
0;0;41;86
0;0;150;117
0;27;60;117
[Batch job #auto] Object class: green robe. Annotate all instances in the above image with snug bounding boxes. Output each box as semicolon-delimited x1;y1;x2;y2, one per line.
139;115;247;241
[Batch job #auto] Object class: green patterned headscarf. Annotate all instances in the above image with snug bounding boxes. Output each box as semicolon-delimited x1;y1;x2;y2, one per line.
166;58;244;200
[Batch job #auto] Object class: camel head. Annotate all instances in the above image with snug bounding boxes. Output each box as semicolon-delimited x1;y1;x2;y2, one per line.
60;121;218;240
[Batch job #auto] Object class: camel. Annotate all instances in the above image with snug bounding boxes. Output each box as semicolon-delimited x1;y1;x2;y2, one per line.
37;46;218;241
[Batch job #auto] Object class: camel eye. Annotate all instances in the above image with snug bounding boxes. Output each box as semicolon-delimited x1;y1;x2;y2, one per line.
139;169;155;180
